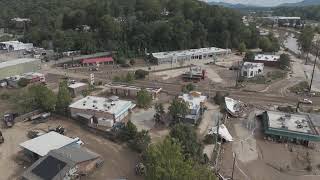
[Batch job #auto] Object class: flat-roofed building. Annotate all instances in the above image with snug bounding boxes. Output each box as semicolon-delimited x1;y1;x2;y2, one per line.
69;96;135;128
152;47;231;65
251;54;280;67
241;62;264;78
260;111;320;145
0;41;33;51
178;91;207;124
68;82;88;97
107;83;162;100
0;58;41;79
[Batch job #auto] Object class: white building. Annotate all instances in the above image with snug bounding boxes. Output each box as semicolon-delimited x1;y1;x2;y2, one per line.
152;47;231;65
253;54;280;66
0;41;33;51
69;96;135;127
241;62;264;78
20;131;78;157
178;91;207;123
254;54;280;62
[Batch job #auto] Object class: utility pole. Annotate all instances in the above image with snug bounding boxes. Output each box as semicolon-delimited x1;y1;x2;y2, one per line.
232;153;237;180
213;113;221;169
235;61;241;87
309;40;320;92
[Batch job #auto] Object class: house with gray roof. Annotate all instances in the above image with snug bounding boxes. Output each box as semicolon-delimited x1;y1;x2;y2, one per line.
22;146;103;180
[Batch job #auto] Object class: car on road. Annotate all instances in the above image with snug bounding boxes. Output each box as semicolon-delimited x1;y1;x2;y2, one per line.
300;98;313;104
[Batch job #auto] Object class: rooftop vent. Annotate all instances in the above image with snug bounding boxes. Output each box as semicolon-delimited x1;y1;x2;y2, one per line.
281;122;287;129
285;114;291;118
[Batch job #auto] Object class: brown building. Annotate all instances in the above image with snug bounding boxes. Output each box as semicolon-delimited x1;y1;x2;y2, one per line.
68;82;88;97
107;83;162;100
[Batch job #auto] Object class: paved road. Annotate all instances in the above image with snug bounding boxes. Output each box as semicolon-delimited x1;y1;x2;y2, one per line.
133;80;320;106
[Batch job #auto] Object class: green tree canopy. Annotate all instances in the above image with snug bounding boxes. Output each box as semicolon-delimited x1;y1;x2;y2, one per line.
182;83;195;93
129;130;151;153
279;53;291;70
17;84;57;112
144;137;215;180
0;0;259;56
137;89;152;108
170;123;203;160
259;37;272;52
169;98;189;124
238;42;247;54
244;51;255;61
56;81;72;115
154;103;166;125
135;69;149;79
298;26;315;63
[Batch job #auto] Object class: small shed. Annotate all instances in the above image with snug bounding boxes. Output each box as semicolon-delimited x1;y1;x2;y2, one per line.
68;82;88;97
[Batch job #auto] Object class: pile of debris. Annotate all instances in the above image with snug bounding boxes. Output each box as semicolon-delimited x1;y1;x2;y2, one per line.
182;66;206;81
225;97;248;117
208;124;233;142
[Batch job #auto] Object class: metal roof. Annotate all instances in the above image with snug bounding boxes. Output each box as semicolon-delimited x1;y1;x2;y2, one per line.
254;54;280;62
152;47;231;59
53;146;100;163
0;58;39;69
20;131;78;156
68;82;87;89
69;96;134;118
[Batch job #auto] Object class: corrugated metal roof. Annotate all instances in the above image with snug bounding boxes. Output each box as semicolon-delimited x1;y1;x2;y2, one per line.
20;131;77;156
53;146;100;163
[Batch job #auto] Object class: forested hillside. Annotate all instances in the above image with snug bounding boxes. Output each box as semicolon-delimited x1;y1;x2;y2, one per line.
0;0;258;55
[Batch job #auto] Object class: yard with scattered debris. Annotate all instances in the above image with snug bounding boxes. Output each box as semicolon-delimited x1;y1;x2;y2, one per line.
219;110;320;180
0;116;143;180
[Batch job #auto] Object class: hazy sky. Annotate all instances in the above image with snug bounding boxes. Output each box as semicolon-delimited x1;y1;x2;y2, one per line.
209;0;303;6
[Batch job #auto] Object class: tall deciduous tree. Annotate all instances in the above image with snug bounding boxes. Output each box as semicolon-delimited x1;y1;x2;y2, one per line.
238;42;247;54
18;84;57;112
170;123;203;160
56;81;72;115
154;103;165;125
279;53;291;70
144;137;215;180
298;26;315;64
137;89;152;108
169;98;189;124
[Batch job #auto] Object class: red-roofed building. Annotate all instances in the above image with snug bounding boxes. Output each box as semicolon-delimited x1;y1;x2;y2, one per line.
81;57;114;66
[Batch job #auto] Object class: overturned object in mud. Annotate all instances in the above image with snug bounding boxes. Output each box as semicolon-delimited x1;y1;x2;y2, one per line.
225;97;246;117
208;124;233;142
